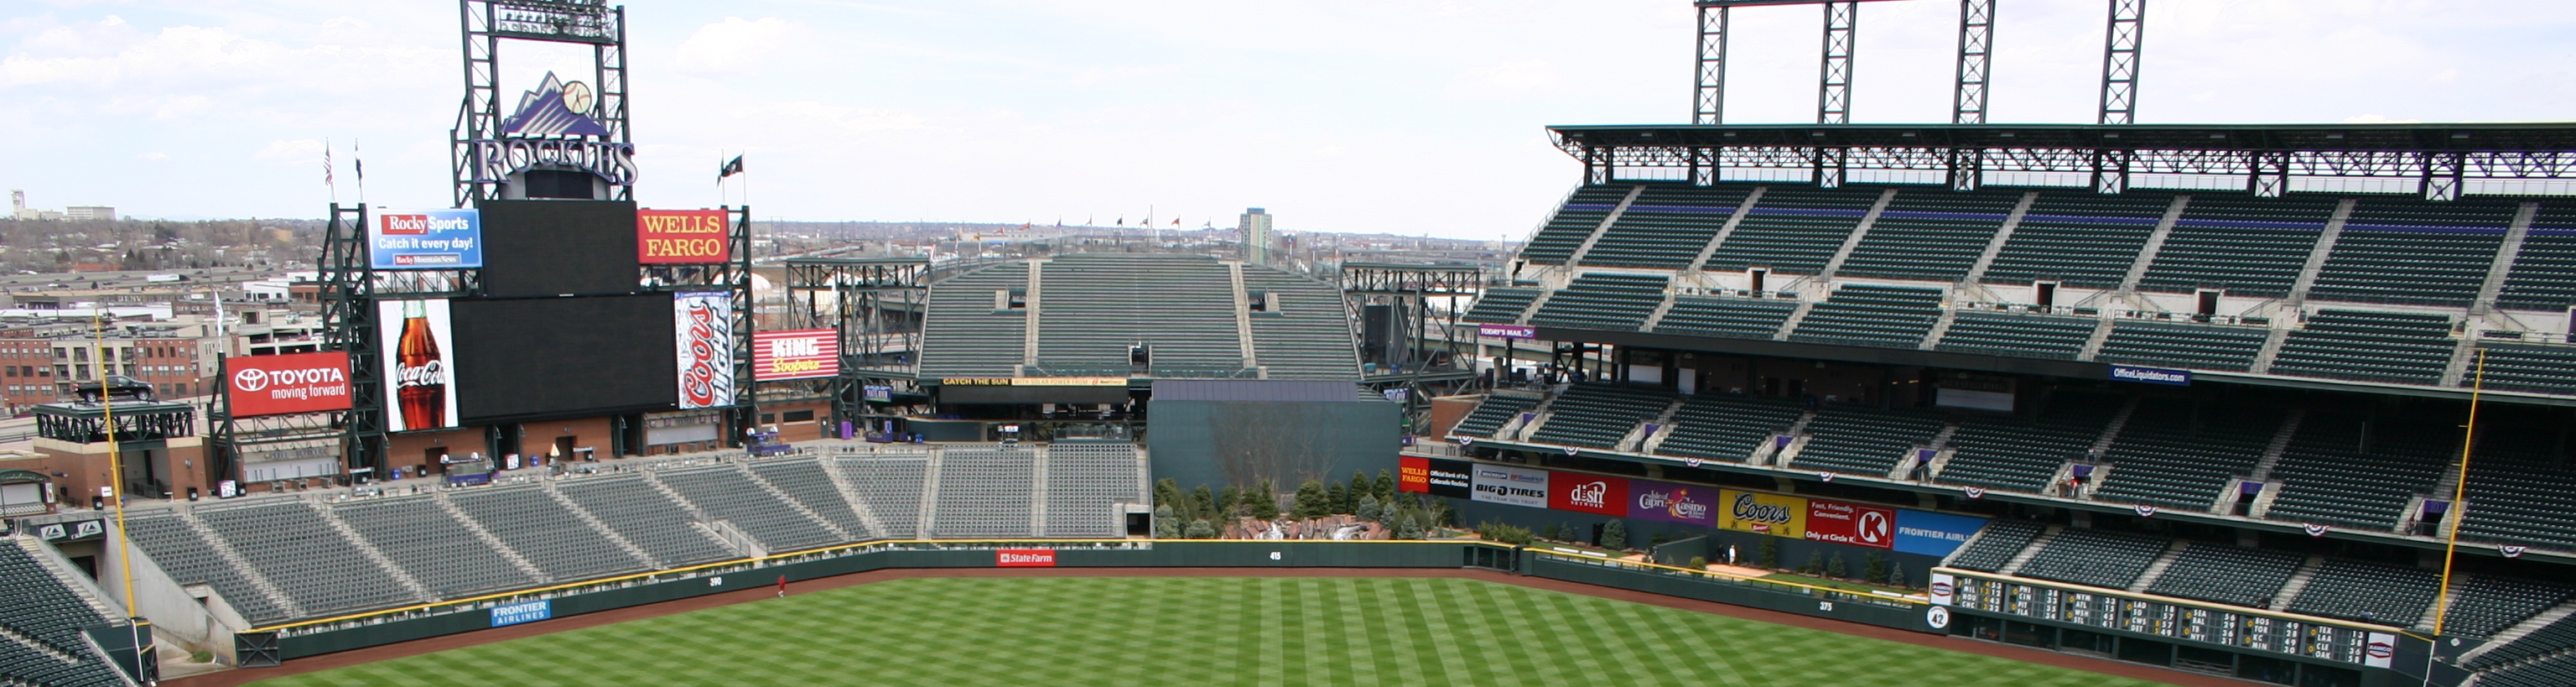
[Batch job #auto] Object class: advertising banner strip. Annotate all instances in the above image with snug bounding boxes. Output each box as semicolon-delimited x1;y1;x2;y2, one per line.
1716;489;1809;539
1893;510;1992;558
378;299;459;433
1548;473;1629;517
490;600;551;627
370;209;483;270
1469;463;1550;507
995;549;1057;567
1805;498;1898;549
1626;479;1718;527
673;292;737;409
225;351;354;417
1477;324;1537;339
2110;365;2192;386
751;329;839;382
636;209;732;264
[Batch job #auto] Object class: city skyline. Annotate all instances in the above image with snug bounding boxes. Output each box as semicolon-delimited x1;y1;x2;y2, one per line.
3;1;2573;237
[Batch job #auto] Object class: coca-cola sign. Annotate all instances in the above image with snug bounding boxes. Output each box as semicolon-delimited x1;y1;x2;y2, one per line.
673;292;737;409
225;351;353;417
377;299;459;431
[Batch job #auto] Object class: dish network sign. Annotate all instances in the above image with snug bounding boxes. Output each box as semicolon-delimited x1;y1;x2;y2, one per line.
226;351;354;417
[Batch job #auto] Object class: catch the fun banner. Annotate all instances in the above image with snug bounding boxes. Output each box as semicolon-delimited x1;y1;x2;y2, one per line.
637;209;731;264
673;292;737;409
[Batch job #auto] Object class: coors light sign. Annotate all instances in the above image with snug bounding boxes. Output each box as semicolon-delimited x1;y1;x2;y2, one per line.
395;299;447;429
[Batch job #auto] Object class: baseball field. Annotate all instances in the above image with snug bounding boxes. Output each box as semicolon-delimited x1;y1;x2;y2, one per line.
245;575;2178;686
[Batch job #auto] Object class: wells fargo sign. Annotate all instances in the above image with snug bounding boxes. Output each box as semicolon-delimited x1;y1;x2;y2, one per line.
637;209;731;264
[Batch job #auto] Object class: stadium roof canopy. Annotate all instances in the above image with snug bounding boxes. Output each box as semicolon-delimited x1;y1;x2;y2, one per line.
1550;122;2576;199
915;253;1360;390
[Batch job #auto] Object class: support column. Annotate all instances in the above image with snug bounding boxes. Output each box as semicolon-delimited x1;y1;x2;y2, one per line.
2097;0;2145;125
1817;1;1857;125
1696;4;1731;126
1954;0;1994;125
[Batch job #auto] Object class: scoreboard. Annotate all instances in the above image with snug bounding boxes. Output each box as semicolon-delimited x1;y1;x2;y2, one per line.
1935;570;2399;669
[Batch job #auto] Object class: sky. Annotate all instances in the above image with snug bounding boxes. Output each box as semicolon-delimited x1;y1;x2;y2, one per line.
5;1;2575;238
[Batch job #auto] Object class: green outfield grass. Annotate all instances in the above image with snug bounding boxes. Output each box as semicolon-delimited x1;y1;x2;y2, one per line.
250;576;2175;687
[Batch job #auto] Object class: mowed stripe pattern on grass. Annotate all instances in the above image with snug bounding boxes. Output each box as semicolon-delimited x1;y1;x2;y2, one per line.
250;577;2173;687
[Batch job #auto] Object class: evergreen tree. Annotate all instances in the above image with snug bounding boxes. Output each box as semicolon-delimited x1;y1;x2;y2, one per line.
1396;514;1425;539
1154;478;1183;510
1328;481;1350;515
1826;552;1849;579
1800;551;1825;575
1190;485;1216;522
1217;486;1242;520
1356;495;1384;523
1601;519;1628;550
1184;519;1217;539
1375;469;1396;501
1758;537;1781;569
1152;505;1179;539
1888;562;1908;588
1253;480;1280;519
1862;553;1889;585
1293;481;1329;519
1348;471;1373;507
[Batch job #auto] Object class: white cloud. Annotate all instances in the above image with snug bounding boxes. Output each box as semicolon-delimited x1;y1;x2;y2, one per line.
251;138;323;164
1443;60;1562;102
673;17;810;75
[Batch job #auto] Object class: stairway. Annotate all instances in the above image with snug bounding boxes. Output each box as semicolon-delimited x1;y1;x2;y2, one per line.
736;460;855;542
2250;409;2303;481
2269;556;2329;610
1815;188;1900;281
13;538;115;620
433;493;552;583
307;502;432;601
1685;186;1767;275
1918;308;1963;351
2090;396;2141;455
1772;300;1820;341
1959;191;2041;284
818;455;891;539
915;449;947;536
1563;185;1645;266
1995;526;2063;576
2251;325;2294;375
2116;195;2193;291
2287;199;2358;305
1027;447;1051;534
2127;540;2193;592
173;508;304;620
1018;259;1046;372
546;482;668;570
1227;262;1259;373
1623;398;1687;453
2079;316;2117;361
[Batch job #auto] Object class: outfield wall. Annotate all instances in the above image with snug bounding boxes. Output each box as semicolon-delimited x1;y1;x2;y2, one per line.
237;540;1935;664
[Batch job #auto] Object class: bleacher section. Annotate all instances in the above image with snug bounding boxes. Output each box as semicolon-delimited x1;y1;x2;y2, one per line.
1044;441;1144;538
2286;559;2442;626
1705;185;1877;274
2264;412;2450;530
2498;203;2576;310
839;454;931;539
930;447;1039;539
1945;519;2045;572
914;262;1028;378
2271;310;2456;385
1463;288;1540;324
0;540;129;687
1578;184;1748;269
2092;400;2282;510
1651;393;1805;463
1452;394;1541;440
2138;195;2334;298
1788;404;1945;477
2012;528;2168;590
1239;269;1364;379
1935;312;2095;360
2143;544;2302;608
1523;185;1631;265
1528;383;1674;450
336;496;538;599
1529;273;1669;331
1836;190;2018;282
2093;320;2269;372
113;447;1142;626
2466;614;2576;670
194;502;415;618
660;465;840;552
2308;199;2514;306
2443;576;2573;638
122;513;291;623
2473;344;2576;395
448;486;649;583
1788;284;1945;349
2459;443;2576;550
554;475;736;568
1981;191;2172;289
1035;254;1245;377
1651;296;1797;339
2483;654;2576;687
1936;390;2125;493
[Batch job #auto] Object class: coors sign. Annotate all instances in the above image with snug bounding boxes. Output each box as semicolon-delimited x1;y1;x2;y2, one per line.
394;299;447;429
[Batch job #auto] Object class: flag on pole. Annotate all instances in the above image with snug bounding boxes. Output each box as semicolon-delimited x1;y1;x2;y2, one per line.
717;155;745;183
323;138;335;190
353;138;366;203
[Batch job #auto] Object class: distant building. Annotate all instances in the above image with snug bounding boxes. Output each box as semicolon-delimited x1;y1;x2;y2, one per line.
64;206;114;221
7;190;76;221
1239;207;1273;266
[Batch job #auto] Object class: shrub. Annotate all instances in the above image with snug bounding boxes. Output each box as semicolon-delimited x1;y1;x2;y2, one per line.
1649;531;1671;549
1758;537;1781;569
1686;555;1708;570
1888;562;1908;588
1476;521;1535;546
1184;519;1217;539
1152;505;1179;539
1862;553;1889;585
1601;519;1628;550
1251;480;1280;520
1826;553;1848;579
1328;481;1351;514
1396;514;1426;539
1800;551;1825;575
1540;523;1562;541
1293;481;1329;519
1356;495;1384;523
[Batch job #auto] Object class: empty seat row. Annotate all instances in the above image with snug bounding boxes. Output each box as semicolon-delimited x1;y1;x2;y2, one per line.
1935;312;2094;360
1935;390;2126;494
2286;558;2442;626
2012;528;2168;590
1452;394;1542;440
2271;310;2456;386
1789;403;1946;477
2143;544;2302;608
1982;191;2174;289
1651;393;1805;463
1837;190;2019;282
1706;185;1879;274
1946;519;2046;572
2137;195;2334;298
1578;184;1748;270
1528;273;1669;332
1652;295;1797;340
1524;185;1634;265
1788;284;1944;349
1527;383;1675;450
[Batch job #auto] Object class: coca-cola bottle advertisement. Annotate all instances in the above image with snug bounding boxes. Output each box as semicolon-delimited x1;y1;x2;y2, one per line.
377;299;457;431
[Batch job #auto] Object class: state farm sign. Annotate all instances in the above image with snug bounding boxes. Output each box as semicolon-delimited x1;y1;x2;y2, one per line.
995;549;1057;567
226;351;353;417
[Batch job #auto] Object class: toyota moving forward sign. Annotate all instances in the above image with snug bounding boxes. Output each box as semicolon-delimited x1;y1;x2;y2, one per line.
226;351;353;417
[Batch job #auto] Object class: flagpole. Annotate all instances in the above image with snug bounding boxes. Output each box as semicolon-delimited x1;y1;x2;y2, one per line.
2432;348;2488;637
